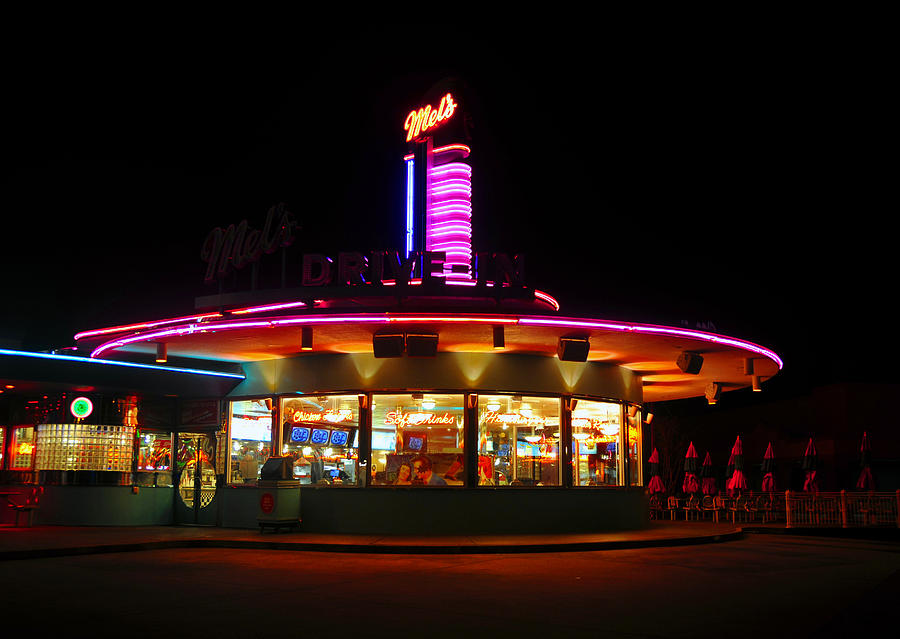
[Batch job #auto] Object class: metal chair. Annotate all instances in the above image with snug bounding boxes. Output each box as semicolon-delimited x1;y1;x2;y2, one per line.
667;495;679;520
756;493;774;523
728;494;747;524
648;494;664;520
682;494;701;521
701;495;722;522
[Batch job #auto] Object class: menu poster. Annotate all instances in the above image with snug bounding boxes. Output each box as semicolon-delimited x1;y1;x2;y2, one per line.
180;400;220;430
139;397;178;429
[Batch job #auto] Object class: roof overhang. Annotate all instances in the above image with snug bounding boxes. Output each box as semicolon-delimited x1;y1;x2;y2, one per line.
0;349;244;398
71;310;781;403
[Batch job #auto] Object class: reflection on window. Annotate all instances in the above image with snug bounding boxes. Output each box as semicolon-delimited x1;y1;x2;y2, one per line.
136;430;173;487
280;395;360;486
178;433;217;508
10;427;35;470
572;400;622;486
229;399;272;485
370;393;464;486
627;407;643;486
478;395;560;486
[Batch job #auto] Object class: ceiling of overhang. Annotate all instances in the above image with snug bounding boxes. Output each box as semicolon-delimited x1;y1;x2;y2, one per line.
86;316;781;402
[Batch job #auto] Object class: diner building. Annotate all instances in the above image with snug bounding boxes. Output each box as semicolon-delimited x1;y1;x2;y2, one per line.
0;86;782;534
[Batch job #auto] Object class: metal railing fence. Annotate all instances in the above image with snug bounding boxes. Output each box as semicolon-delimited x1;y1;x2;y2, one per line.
785;490;900;528
650;490;900;528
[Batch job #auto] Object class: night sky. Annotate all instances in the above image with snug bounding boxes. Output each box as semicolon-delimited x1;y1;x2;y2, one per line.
2;23;892;403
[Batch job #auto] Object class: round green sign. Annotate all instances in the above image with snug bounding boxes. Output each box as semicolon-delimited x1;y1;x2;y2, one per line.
70;397;93;419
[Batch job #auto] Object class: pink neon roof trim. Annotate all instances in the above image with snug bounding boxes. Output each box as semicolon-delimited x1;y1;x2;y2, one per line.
86;311;783;369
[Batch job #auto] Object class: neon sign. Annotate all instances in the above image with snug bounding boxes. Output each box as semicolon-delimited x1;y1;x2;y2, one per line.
384;411;456;428
290;409;354;425
483;411;557;428
70;397;94;419
201;203;297;283
404;93;457;142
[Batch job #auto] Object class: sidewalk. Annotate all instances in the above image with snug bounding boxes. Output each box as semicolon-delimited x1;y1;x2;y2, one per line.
0;521;744;560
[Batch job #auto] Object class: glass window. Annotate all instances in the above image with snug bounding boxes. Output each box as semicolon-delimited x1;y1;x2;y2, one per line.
370;393;464;486
228;399;273;485
33;424;134;472
280;395;360;486
478;395;560;486
135;430;173;487
571;400;622;486
0;428;5;468
10;427;35;470
177;433;218;508
627;407;643;486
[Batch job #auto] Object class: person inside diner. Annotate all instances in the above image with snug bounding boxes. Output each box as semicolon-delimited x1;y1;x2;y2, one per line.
394;462;412;485
411;455;446;486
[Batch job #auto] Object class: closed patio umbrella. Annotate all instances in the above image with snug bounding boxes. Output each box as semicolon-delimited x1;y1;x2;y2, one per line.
802;437;819;493
682;441;700;495
761;442;776;492
856;431;875;490
701;451;717;496
726;436;749;496
647;448;666;495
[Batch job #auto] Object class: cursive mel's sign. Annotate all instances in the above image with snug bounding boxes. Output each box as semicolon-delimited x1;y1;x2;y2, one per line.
201;204;297;283
404;93;457;142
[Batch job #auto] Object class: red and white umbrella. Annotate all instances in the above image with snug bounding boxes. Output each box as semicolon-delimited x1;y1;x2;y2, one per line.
726;436;749;496
856;431;875;490
701;451;717;496
682;441;700;495
761;442;776;492
647;448;666;495
802;437;819;493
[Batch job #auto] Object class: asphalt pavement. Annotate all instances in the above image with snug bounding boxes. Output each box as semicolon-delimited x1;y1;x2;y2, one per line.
0;520;743;559
1;524;898;638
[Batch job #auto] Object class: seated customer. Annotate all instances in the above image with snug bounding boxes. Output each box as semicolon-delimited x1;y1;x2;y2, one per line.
411;455;446;486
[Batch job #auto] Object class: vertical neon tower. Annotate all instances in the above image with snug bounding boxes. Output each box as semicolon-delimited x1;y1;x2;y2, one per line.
403;92;472;281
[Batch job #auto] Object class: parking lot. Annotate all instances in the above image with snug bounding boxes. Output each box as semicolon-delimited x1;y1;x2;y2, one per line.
2;532;898;637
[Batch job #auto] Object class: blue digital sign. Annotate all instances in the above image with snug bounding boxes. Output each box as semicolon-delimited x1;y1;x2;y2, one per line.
330;430;349;446
311;429;330;445
290;427;311;443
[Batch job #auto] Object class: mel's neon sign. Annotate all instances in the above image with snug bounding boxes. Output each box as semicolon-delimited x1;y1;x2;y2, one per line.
404;93;457;142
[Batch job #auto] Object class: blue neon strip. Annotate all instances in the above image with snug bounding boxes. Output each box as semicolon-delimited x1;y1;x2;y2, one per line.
405;158;415;258
0;348;246;379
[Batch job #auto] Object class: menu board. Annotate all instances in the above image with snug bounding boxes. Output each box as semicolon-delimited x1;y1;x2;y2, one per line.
330;430;349;446
287;425;356;449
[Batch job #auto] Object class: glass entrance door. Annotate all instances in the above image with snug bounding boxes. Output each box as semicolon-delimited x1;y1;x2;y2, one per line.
174;432;218;525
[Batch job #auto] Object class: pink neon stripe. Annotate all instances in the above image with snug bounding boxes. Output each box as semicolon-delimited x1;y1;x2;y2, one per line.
517;317;783;368
74;313;223;341
429;163;472;174
430;178;471;186
404;144;471;161
90;310;781;370
232;301;308;314
433;144;471;155
533;290;561;311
